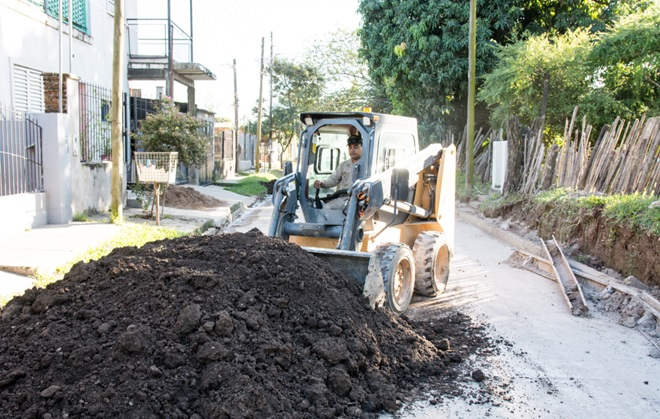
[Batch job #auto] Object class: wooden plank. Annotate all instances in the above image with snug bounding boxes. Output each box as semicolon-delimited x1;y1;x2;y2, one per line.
542;237;590;316
540;240;576;314
507;249;556;281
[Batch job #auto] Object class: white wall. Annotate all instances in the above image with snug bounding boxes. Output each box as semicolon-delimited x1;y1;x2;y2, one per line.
0;0;130;107
0;0;129;231
0;193;48;239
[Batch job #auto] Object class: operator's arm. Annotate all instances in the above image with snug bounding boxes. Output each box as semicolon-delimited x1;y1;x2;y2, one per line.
314;160;346;189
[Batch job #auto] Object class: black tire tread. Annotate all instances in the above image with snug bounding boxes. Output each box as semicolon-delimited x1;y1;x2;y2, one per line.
413;231;450;297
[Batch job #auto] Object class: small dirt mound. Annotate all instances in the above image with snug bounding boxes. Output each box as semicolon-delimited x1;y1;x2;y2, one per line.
163;185;228;210
0;230;489;418
261;179;276;195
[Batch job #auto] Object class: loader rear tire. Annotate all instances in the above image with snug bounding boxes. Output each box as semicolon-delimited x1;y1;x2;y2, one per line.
413;232;450;297
374;243;415;315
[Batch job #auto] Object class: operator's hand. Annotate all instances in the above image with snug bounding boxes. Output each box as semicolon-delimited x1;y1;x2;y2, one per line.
313;180;323;189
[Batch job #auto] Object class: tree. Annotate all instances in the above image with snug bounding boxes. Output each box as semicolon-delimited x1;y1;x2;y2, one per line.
134;98;210;167
356;0;648;140
478;29;593;138
585;3;660;122
305;29;391;112
267;57;325;161
478;3;660;137
519;0;653;35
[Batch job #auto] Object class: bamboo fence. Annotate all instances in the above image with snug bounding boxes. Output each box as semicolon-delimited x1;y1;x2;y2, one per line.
452;110;659;197
514;111;659;196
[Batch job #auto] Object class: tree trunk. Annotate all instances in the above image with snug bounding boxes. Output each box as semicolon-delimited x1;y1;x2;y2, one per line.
504;116;524;195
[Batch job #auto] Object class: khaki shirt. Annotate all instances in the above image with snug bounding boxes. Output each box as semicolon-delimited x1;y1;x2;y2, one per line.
322;159;355;190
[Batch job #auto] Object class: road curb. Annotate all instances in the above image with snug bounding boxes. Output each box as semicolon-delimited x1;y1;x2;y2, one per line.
457;206;544;257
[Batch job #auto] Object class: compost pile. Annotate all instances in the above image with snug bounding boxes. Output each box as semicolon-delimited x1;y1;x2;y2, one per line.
0;230;489;418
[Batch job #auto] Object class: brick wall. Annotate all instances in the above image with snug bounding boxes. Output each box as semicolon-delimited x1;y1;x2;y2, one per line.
43;73;71;113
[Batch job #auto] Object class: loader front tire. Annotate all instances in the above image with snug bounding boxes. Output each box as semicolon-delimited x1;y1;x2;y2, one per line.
375;243;415;315
413;232;450;297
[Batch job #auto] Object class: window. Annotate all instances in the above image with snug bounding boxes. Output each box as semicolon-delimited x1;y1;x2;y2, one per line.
383;148;406;170
44;0;89;34
13;65;45;113
315;146;342;174
376;133;416;173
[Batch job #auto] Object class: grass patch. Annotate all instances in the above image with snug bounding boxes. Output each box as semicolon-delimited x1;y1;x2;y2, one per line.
532;188;660;236
455;170;492;201
72;210;97;222
601;193;660;235
221;171;279;197
478;191;524;213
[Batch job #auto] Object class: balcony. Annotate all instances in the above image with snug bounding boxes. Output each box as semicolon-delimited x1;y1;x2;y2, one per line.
126;18;215;89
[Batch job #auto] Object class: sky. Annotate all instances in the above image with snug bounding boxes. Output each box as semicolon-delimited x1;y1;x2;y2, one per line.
134;0;362;124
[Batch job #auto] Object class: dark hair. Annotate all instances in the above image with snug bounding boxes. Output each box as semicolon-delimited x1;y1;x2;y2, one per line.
347;135;362;145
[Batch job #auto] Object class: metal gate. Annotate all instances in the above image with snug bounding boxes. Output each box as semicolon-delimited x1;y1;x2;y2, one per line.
0;103;43;197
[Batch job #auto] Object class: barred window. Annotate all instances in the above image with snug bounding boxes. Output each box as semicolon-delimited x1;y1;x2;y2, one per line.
43;0;89;34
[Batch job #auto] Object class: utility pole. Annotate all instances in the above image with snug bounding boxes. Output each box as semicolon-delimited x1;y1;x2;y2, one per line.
110;0;124;222
256;37;265;173
166;0;174;97
269;32;273;170
466;0;476;195
233;59;239;175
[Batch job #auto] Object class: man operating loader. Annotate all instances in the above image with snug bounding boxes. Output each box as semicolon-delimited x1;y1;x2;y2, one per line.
313;134;363;210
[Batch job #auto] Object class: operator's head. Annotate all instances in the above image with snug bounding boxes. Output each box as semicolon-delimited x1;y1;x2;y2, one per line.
347;135;362;161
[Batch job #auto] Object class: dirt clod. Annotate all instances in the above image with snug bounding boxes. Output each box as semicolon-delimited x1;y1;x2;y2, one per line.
0;230;490;418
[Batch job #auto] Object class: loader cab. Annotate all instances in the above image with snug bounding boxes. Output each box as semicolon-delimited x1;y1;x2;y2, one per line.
299;119;368;226
297;113;420;221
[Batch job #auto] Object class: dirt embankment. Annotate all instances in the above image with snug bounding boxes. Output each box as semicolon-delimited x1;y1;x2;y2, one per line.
0;230;492;418
483;199;659;289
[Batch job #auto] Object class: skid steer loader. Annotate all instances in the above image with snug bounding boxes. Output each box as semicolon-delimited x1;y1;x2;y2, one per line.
268;112;456;315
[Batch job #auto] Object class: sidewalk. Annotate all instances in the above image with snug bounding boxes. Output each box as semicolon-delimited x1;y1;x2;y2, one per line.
0;184;256;302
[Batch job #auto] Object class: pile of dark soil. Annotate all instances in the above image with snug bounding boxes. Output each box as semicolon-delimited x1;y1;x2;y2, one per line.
0;230;490;418
163;185;228;210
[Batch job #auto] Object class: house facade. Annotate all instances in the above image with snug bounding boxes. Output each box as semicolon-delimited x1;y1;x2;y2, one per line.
0;0;136;238
0;0;218;238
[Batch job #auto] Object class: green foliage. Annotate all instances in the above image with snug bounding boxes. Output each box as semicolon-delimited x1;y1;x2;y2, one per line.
357;0;650;138
600;193;660;235
478;29;593;136
478;191;525;213
305;29;392;113
586;4;660;120
518;0;650;35
265;57;325;158
478;3;659;134
129;182;169;218
359;0;518;138
133;98;210;167
455;170;494;201
533;188;660;235
72;211;95;222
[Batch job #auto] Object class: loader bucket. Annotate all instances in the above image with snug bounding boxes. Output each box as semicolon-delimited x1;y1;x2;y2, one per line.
301;247;387;309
